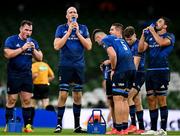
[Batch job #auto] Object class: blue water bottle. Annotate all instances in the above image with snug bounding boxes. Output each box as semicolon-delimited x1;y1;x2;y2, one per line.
26;37;31;43
26;37;33;51
72;17;76;23
144;23;155;35
103;65;110;80
72;17;77;31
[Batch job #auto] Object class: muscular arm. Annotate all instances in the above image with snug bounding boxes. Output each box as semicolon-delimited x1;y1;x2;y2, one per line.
32;49;43;61
76;32;92;50
54;30;71;50
149;28;171;46
4;48;23;59
138;32;148;53
4;42;34;59
106;47;117;70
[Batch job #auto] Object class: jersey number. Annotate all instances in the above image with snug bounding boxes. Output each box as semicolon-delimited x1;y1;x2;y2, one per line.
120;41;128;51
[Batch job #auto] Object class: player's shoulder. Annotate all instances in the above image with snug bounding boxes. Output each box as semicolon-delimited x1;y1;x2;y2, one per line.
29;38;39;46
57;24;67;29
29;37;37;42
79;24;87;27
106;34;116;39
102;35;116;45
6;35;18;41
32;62;37;67
164;32;175;41
41;61;49;66
167;32;175;38
79;24;89;30
33;61;40;65
163;32;174;37
102;35;110;41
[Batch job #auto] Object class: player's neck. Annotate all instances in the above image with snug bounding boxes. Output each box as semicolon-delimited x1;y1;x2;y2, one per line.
157;29;167;35
117;34;122;38
18;34;25;41
67;20;71;26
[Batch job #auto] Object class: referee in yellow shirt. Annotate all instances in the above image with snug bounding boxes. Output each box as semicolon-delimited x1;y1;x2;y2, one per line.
31;59;55;108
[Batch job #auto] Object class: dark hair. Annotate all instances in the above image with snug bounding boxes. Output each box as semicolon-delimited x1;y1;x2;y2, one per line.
161;17;170;26
91;29;104;42
20;20;33;27
123;26;135;38
111;23;124;31
160;17;171;31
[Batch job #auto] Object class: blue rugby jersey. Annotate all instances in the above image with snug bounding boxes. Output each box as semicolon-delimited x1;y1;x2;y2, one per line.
55;23;90;67
102;35;135;73
145;33;175;69
4;35;39;75
128;39;145;71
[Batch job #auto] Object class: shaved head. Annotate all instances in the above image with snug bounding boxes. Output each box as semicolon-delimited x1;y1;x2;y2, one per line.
91;29;106;45
66;7;77;14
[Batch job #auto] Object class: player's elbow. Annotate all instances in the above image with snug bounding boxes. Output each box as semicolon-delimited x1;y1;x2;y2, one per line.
86;42;92;50
138;47;144;53
49;75;55;82
35;57;43;62
138;44;144;52
38;52;43;61
54;47;59;51
4;54;11;59
85;39;92;50
4;53;11;59
38;57;43;61
86;45;92;50
54;44;59;51
34;53;43;62
54;42;58;50
51;75;55;80
159;41;169;46
54;40;60;50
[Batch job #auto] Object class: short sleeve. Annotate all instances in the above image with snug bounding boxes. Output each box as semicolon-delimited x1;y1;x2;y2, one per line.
102;36;113;49
55;25;63;38
166;33;175;45
32;39;40;50
83;25;90;38
4;37;13;49
47;64;54;77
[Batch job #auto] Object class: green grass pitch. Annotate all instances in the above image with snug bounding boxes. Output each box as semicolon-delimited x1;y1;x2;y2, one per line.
0;128;180;135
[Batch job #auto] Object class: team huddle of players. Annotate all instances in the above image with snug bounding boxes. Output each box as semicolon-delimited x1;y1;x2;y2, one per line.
93;16;175;135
